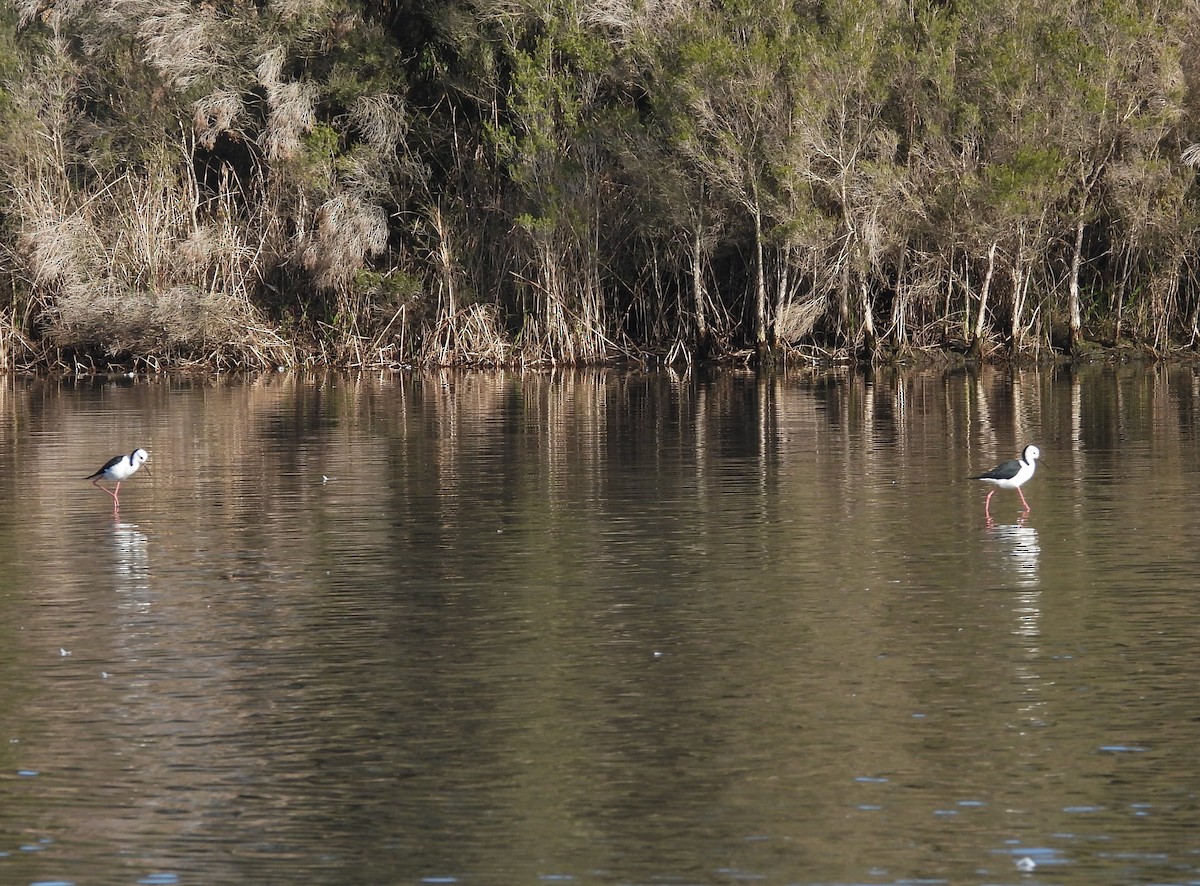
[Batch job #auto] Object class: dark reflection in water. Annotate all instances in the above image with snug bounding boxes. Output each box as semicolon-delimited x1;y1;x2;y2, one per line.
3;365;1200;884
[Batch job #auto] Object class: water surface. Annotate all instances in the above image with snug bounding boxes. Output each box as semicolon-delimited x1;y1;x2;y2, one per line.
2;365;1200;885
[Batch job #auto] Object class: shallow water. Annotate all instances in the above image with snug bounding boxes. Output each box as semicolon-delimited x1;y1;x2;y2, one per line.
3;365;1200;884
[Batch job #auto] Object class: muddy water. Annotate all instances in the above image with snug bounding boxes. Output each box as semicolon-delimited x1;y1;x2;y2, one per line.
1;365;1200;884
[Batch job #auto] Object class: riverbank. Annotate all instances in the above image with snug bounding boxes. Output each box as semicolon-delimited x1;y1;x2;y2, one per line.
1;2;1196;375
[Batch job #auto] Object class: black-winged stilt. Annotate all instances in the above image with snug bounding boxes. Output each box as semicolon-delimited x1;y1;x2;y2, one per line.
86;448;149;505
971;444;1040;513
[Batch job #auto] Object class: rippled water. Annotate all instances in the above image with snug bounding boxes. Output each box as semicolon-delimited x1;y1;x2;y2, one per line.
2;365;1200;884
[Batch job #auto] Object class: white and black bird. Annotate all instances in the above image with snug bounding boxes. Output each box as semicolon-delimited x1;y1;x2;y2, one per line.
971;444;1040;513
86;448;149;506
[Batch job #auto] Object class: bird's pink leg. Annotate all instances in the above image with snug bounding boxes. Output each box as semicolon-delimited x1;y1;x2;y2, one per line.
1017;487;1030;510
984;489;994;518
94;478;119;503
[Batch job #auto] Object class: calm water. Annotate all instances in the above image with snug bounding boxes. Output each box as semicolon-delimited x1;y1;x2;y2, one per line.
3;365;1200;885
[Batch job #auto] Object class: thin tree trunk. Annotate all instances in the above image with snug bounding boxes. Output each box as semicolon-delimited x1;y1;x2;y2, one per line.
838;256;851;343
691;225;708;353
1068;218;1085;354
1011;261;1028;352
751;201;768;361
1113;250;1127;345
773;245;790;352
891;246;908;349
860;278;876;356
969;241;997;359
958;252;970;340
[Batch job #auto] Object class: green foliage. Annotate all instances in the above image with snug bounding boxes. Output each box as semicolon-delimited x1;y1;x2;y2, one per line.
984;146;1064;205
0;0;1198;366
305;124;341;162
0;7;22;103
514;212;556;236
323;28;409;107
356;266;422;298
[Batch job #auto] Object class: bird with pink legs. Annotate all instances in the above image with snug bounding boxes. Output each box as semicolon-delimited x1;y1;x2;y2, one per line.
971;444;1040;519
86;448;149;508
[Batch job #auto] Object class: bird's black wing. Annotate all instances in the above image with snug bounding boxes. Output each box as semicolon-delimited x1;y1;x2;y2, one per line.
971;457;1021;481
84;454;125;480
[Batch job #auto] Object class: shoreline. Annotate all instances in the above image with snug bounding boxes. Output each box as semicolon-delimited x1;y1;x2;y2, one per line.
9;338;1195;377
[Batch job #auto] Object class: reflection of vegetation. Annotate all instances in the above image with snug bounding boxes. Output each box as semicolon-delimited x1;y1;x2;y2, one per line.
0;1;1196;369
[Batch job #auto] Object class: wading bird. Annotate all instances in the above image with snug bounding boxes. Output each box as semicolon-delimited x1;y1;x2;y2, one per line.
86;448;149;506
971;444;1040;514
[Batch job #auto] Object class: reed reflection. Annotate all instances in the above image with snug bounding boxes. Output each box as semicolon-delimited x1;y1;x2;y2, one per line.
6;366;1200;885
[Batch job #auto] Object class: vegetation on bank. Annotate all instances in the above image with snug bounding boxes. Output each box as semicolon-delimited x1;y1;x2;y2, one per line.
0;0;1197;370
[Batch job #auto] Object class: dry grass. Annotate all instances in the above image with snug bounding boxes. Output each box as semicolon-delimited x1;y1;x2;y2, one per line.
350;94;408;156
262;81;318;163
420;303;512;366
7;140;294;368
256;46;318;163
269;0;343;22
508;226;617;366
301;192;389;291
193;91;246;149
131;1;229;89
7;0;660;372
16;0;93;31
776;294;828;345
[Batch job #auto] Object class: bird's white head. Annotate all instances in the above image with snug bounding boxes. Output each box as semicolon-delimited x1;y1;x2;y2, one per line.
1023;444;1040;463
132;448;149;473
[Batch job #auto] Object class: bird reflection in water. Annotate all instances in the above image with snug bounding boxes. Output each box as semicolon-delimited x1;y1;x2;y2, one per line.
985;515;1041;644
984;514;1040;579
110;519;151;605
